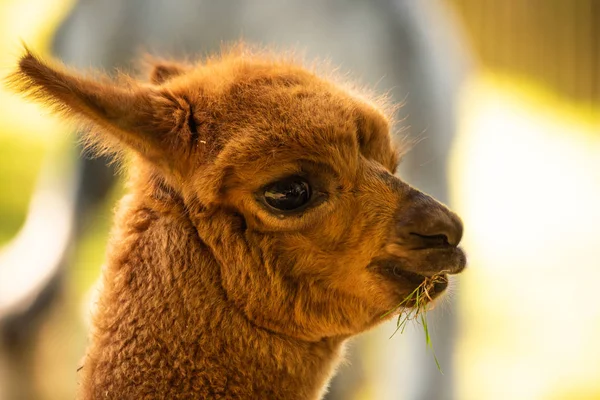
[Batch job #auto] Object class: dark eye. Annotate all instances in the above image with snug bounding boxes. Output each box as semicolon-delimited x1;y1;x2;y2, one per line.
263;178;312;211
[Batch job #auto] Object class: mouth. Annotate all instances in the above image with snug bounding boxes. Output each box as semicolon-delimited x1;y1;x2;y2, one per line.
389;267;449;292
377;262;449;299
371;246;467;303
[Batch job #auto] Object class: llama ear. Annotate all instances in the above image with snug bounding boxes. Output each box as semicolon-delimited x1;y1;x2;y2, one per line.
148;60;191;84
9;49;188;161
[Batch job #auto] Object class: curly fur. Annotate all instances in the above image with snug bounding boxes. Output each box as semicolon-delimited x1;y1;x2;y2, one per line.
8;44;465;399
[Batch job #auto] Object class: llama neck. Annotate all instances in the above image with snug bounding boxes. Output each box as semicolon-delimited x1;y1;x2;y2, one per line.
79;189;343;399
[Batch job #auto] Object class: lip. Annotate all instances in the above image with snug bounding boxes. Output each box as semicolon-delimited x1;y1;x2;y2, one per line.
390;267;449;293
425;246;467;275
376;261;449;293
370;244;467;305
383;245;467;276
370;246;467;303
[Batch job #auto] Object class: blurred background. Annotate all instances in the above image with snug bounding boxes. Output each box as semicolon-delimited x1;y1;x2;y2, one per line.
0;1;598;399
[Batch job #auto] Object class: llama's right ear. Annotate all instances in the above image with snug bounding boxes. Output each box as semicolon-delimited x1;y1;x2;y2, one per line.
149;61;190;84
8;49;190;162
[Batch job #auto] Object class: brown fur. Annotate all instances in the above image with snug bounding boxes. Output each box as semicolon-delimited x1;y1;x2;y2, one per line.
8;44;465;399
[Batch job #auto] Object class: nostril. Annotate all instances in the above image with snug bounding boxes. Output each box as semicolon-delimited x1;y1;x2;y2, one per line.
409;233;451;249
396;190;464;247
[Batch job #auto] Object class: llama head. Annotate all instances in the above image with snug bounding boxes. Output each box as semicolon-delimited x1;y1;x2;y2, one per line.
10;46;465;342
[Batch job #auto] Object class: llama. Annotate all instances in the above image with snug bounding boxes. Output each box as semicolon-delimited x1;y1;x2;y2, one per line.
10;46;465;399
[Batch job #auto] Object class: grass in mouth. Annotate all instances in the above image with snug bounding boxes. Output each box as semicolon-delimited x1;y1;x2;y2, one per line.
381;275;446;373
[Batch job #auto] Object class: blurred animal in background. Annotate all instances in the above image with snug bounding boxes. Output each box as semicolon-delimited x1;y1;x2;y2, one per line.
9;45;465;399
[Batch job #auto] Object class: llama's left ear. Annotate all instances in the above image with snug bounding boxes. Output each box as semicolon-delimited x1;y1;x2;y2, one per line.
9;48;194;164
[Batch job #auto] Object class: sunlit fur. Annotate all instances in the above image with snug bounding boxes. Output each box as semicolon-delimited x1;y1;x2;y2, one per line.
9;44;464;399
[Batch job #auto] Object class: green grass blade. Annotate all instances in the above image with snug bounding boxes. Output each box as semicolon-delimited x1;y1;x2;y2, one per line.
385;276;446;374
